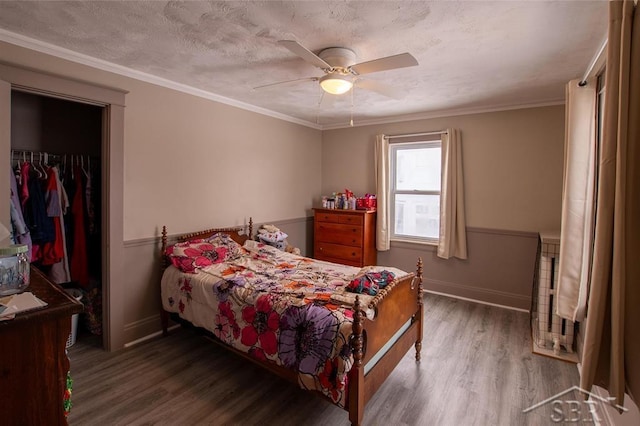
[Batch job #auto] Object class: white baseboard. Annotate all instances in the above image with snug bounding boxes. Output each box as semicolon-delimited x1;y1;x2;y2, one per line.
424;277;531;311
423;289;530;313
124;324;180;348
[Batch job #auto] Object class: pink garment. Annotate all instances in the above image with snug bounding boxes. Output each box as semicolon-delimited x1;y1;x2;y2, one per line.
48;166;71;284
19;162;30;207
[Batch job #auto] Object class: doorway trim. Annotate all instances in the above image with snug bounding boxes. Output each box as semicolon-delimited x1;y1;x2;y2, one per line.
0;62;127;351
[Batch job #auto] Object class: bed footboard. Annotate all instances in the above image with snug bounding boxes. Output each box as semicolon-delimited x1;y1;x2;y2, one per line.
347;258;424;426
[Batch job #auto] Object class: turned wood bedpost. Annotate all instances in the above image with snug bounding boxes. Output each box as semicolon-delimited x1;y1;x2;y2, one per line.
415;257;424;361
248;217;253;239
160;226;169;336
352;296;364;368
349;295;365;426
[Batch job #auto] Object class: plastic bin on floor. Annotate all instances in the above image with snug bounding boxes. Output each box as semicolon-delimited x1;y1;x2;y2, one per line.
64;288;83;348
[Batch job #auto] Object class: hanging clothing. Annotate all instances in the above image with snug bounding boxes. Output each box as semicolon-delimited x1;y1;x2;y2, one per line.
9;168;32;259
19;161;30;208
22;164;55;262
70;165;90;287
85;168;96;236
47;166;71;284
63;164;75;257
41;167;65;267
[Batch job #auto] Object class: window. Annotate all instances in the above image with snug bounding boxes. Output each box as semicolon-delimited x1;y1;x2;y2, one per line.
390;140;442;243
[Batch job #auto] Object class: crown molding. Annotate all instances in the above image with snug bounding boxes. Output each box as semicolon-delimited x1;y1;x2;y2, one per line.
320;99;565;130
0;28;322;130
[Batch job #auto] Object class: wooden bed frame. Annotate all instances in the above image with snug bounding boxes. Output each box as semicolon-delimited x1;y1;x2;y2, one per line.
159;220;423;426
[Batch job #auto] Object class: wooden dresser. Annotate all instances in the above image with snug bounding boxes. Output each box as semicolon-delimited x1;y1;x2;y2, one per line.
0;267;83;426
313;208;377;267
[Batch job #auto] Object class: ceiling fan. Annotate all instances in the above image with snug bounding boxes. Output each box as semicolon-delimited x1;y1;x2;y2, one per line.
255;40;419;98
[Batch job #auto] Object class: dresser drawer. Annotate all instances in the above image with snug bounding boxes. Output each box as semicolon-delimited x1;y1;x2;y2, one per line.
314;222;363;247
315;212;363;226
313;208;376;267
315;242;363;263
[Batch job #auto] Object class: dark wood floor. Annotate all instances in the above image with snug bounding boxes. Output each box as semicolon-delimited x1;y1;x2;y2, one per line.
67;293;579;425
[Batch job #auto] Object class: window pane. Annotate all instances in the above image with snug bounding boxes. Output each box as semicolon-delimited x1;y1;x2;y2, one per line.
395;146;441;191
394;194;440;239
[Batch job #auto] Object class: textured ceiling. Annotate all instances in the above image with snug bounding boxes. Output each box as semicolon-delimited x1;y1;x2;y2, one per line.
0;1;608;128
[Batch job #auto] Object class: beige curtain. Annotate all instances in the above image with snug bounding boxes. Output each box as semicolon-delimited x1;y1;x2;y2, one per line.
437;129;468;260
374;134;391;251
556;78;597;322
580;0;639;407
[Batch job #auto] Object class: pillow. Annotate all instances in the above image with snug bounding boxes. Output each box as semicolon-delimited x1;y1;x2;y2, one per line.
165;239;228;273
205;233;245;260
257;230;288;243
257;238;287;251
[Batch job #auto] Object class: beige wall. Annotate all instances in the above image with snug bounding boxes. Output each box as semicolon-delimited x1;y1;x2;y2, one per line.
322;106;565;233
123;83;321;240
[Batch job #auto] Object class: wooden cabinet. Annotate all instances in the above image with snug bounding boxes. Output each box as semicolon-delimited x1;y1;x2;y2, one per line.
314;208;377;267
0;267;83;426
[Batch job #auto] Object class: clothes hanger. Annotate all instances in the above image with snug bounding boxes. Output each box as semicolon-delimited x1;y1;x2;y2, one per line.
81;155;89;178
30;152;43;178
45;153;51;177
38;152;48;179
15;152;28;184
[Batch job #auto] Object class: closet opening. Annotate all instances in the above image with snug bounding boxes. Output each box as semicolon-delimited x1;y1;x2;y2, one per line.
10;90;105;348
2;64;126;351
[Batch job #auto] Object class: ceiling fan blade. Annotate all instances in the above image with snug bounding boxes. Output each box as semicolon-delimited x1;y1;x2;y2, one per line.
278;40;332;69
253;76;318;90
350;53;418;75
355;79;405;100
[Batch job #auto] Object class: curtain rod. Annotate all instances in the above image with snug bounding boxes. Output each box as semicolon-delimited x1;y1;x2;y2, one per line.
579;38;608;87
384;130;448;140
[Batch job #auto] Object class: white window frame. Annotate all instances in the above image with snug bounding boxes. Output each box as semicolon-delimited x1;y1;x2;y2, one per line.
390;140;442;244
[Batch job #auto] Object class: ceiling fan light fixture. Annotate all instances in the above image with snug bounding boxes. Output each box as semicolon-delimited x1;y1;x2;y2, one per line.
319;73;353;95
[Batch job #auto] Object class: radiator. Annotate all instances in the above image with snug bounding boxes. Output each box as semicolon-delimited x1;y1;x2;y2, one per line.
531;233;578;362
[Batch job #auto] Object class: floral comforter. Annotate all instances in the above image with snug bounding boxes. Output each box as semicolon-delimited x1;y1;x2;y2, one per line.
161;239;407;407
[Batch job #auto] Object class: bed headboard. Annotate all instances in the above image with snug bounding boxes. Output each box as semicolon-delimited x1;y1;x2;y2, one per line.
160;218;253;268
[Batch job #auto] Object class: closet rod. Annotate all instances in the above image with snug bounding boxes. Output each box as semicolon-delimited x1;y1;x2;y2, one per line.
384;130;448;140
11;149;98;158
12;149;63;155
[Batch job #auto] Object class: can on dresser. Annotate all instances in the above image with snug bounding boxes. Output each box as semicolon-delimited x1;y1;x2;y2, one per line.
0;244;30;296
